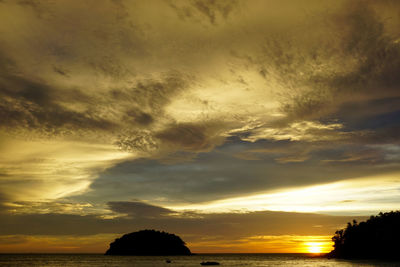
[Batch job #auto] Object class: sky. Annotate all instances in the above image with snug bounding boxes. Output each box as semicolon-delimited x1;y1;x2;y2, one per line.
0;0;400;253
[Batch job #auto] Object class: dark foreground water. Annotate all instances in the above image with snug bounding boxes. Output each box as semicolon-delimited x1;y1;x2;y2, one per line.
0;254;399;267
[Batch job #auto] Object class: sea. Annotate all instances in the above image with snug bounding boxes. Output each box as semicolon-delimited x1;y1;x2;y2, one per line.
0;254;399;267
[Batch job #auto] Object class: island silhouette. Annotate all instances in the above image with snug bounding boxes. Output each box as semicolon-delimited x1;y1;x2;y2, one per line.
105;229;192;255
328;211;400;259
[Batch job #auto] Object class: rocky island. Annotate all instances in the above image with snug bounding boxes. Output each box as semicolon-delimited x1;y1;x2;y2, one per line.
328;211;400;259
105;229;192;255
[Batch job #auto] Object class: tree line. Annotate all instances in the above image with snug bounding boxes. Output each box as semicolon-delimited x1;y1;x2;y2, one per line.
329;211;400;259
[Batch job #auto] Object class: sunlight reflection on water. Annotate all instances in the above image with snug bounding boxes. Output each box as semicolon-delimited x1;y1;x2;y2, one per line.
0;254;398;267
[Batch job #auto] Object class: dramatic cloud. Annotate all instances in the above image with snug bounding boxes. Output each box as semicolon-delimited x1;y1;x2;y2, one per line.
0;0;399;252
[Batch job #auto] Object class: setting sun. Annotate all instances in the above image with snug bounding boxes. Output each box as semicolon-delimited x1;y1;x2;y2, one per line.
305;242;324;254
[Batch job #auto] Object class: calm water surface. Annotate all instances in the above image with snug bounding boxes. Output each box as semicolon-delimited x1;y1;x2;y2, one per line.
0;254;399;267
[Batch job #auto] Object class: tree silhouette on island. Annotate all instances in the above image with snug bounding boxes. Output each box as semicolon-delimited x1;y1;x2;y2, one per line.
105;229;192;255
328;211;400;259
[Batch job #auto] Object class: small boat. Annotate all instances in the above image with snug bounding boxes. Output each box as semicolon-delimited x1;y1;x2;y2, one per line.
200;261;220;265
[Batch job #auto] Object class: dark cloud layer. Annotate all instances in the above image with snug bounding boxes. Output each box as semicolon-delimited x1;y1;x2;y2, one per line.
156;121;226;153
253;2;400;130
75;138;400;205
0;64;189;140
107;201;176;218
0;206;365;238
0;74;117;135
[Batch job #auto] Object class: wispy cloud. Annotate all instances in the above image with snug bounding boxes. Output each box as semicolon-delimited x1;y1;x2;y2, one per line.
167;173;400;215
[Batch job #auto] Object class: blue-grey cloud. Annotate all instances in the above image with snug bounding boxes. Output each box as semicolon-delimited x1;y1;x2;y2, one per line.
107;201;176;218
72;137;400;206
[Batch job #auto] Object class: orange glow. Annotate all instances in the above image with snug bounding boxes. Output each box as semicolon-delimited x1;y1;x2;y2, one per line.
0;234;119;253
188;235;333;254
301;240;332;254
305;242;323;253
0;234;334;254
